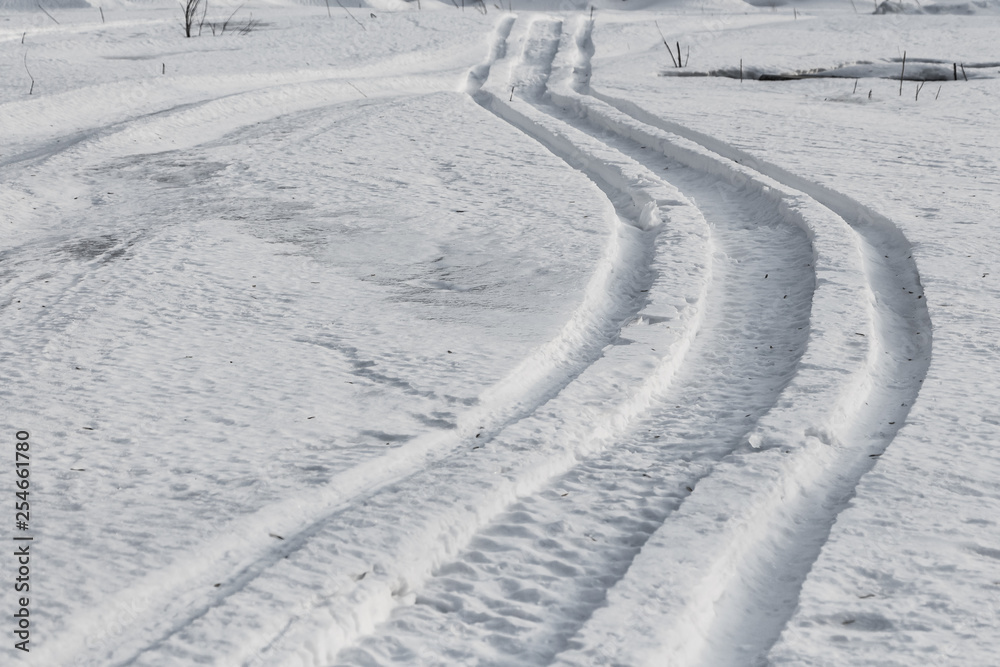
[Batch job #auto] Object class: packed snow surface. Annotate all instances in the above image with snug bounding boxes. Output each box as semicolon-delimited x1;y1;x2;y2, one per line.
1;0;998;665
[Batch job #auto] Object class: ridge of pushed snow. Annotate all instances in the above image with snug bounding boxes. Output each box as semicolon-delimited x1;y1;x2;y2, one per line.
544;16;931;666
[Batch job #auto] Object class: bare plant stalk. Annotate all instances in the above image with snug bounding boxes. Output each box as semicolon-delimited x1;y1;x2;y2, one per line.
850;0;857;12
325;0;331;16
23;53;34;95
685;45;690;67
337;0;366;30
853;78;858;94
899;50;906;96
915;80;924;100
953;62;957;80
37;1;59;24
960;62;967;81
21;32;25;44
348;81;367;98
220;3;243;35
197;0;207;35
935;85;941;100
99;6;104;22
676;41;681;67
237;14;259;35
181;0;201;37
740;58;743;83
654;21;677;67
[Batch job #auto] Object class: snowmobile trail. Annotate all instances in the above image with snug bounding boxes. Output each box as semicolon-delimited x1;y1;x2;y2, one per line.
9;13;933;667
329;16;816;666
541;16;933;666
12;30;697;664
323;14;931;666
75;15;725;667
334;22;822;667
64;11;728;664
26;16;715;667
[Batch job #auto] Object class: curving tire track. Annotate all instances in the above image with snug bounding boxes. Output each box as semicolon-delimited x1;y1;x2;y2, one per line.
13;13;931;667
7;26;703;664
327;15;818;666
25;16;713;667
325;14;931;667
4;60;621;667
544;16;932;666
101;15;724;667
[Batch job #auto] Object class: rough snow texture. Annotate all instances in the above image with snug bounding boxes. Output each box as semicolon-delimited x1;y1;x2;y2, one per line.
1;2;998;666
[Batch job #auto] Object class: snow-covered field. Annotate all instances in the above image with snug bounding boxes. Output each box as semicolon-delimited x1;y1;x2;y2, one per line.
1;0;998;664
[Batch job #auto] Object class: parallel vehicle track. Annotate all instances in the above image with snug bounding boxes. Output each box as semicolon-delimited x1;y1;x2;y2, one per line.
7;12;930;667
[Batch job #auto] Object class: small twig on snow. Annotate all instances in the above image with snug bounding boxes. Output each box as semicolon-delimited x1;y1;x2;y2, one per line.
198;0;207;35
37;1;59;23
24;53;35;95
899;50;906;96
654;21;677;67
220;3;243;34
337;0;366;30
236;13;259;34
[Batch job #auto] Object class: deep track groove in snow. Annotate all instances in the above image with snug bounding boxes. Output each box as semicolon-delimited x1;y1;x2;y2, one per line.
51;16;716;667
12;31;691;666
542;17;933;667
327;16;815;666
316;15;931;667
335;115;814;667
7;12;935;667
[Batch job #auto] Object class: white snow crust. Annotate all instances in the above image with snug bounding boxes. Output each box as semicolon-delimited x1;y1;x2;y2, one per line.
1;0;998;665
